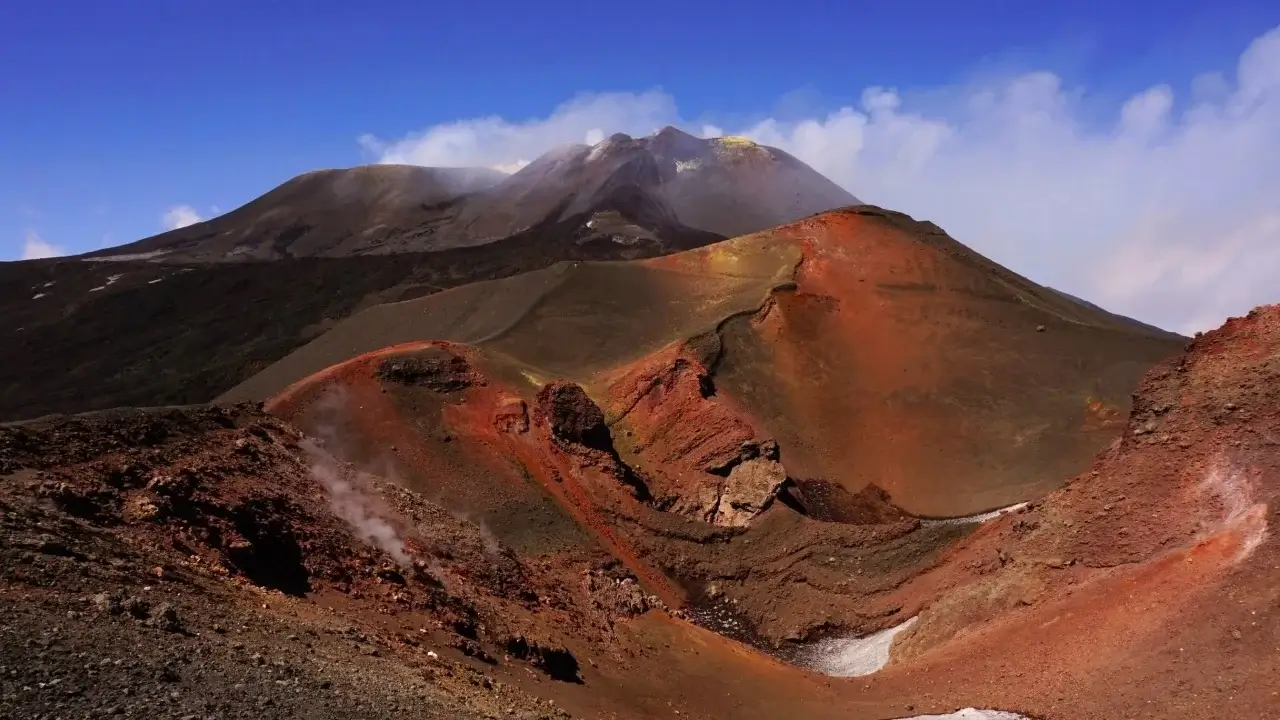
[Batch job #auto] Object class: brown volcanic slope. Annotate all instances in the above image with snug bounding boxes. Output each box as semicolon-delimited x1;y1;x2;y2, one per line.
850;304;1280;719
2;304;1273;718
225;205;1183;518
87;127;858;262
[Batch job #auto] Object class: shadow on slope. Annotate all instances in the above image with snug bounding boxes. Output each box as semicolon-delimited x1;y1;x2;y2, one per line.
0;209;722;422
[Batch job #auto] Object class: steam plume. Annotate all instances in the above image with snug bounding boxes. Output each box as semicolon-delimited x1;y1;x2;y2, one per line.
301;385;411;566
303;442;410;566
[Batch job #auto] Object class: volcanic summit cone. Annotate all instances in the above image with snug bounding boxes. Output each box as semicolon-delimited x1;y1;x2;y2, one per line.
84;127;858;263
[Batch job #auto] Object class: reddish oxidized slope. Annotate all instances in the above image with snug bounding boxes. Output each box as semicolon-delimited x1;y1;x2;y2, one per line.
844;306;1280;718
251;305;1277;718
225;206;1180;519
602;207;1183;517
266;342;684;609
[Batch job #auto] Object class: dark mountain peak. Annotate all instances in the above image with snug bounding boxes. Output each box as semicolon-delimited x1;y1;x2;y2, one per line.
646;126;704;158
82;124;863;262
653;125;694;138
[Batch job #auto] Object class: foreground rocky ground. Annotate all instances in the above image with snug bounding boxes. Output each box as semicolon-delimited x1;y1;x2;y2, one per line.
0;406;597;719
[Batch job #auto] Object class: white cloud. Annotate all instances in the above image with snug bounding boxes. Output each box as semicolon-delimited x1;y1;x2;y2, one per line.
358;26;1280;334
491;160;531;174
162;205;204;230
358;90;681;171
21;230;64;260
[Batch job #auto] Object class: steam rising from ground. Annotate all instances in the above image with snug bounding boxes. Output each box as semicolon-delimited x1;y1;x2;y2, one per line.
447;507;503;557
360;25;1280;335
302;441;410;566
162;205;205;230
296;383;507;565
1198;458;1269;562
21;230;64;260
299;385;411;566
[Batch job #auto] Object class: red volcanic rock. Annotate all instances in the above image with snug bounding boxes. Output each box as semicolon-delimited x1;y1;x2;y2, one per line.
376;352;476;391
534;381;613;453
787;481;912;525
602;343;796;526
604;342;757;474
493;397;530;434
716;456;788;527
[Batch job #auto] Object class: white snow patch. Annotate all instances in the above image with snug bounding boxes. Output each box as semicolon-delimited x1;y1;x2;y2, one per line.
797;616;917;676
1199;459;1269;562
82;249;170;262
88;273;124;293
148;278;164;285
1202;462;1252;520
31;293;46;300
41;281;55;287
896;710;1030;720
922;502;1029;527
490;159;530;174
675;158;702;173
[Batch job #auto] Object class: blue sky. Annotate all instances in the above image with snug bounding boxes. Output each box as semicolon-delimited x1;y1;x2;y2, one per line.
3;1;1279;332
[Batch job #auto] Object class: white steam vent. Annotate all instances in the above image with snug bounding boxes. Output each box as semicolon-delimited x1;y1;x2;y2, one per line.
795;616;918;676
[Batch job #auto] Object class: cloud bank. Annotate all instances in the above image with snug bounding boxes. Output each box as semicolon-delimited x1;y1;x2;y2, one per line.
162;205;204;230
359;26;1280;334
21;230;64;260
359;90;679;173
